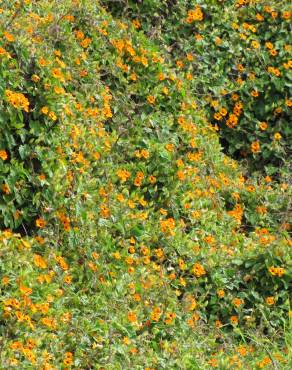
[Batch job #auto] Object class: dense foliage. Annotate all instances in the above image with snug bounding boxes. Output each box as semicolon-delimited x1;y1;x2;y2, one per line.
0;0;291;369
104;0;292;174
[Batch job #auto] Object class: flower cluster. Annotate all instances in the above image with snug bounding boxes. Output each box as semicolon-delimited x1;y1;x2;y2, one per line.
5;89;29;112
186;7;204;23
0;0;290;369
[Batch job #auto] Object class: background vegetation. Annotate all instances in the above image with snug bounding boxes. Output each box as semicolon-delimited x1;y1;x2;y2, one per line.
0;0;291;368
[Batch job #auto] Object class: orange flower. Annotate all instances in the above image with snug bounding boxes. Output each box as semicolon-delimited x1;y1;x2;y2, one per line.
217;289;225;298
246;185;255;192
19;285;33;295
269;49;277;57
39;173;46;181
2;276;9;285
80;37;92;48
265;296;275;305
38;57;47;67
5;90;29;112
237;64;244;72
186;7;204;22
4;32;14;42
132;19;141;29
155;248;164;259
251;90;259;98
123;336;131;345
192;262;206;277
230;315;238;325
64;274;72;284
31;74;40;82
259;122;268;131
133;293;141;302
127;311;137;323
178;258;186;271
251;40;260;49
214;112;222;121
232;298;244;308
116;169;131;182
129;347;138;354
51;68;63;79
33;254;47;269
282;11;291;20
0;150;8;160
100;205;110;218
130;73;137;81
36;218;46;228
147;95;155;104
150;307;162;322
186;53;193;61
165;143;175;152
164;312;176;324
257;357;272;368
0;47;10;58
54;86;65;95
35;235;45;244
268;266;285;277
140;149;149;159
256;13;264;21
251;141;260;153
219;107;228;116
160;217;175;235
267;66;281;77
63;354;73;366
149;175;156;184
204;235;215;244
48;111;57;121
256;206;267;215
177;170;185;181
274;107;282;115
237;345;248;357
265;176;272;183
207;358;218;367
274;132;281;140
1;184;10;194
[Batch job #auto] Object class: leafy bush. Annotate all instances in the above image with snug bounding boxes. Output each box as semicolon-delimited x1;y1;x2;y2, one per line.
0;0;291;368
0;14;69;231
103;0;292;175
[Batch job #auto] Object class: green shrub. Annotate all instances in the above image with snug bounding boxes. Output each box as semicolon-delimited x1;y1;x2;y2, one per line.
102;0;292;175
0;0;291;368
0;23;68;231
